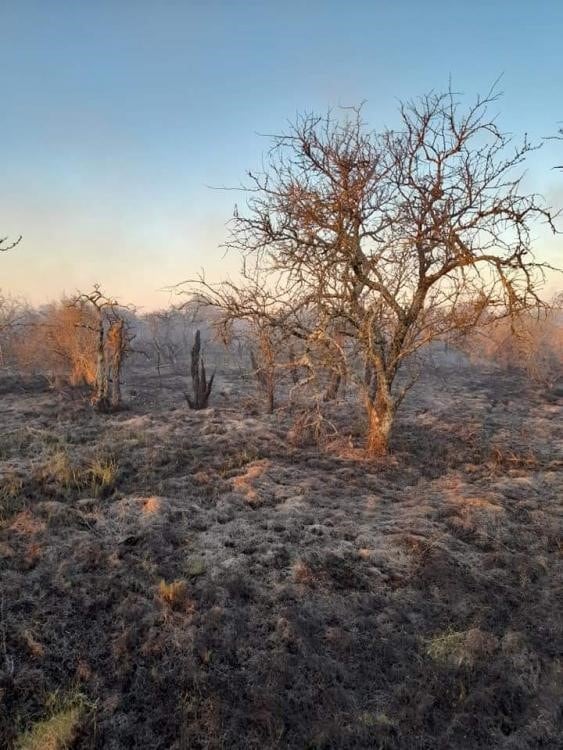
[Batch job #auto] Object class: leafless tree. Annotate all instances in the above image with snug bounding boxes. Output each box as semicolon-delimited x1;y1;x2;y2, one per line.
0;292;27;367
187;86;557;454
69;285;133;411
0;236;22;366
145;310;181;379
549;124;563;169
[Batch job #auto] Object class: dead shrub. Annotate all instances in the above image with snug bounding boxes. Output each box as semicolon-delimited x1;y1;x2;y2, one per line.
287;405;338;449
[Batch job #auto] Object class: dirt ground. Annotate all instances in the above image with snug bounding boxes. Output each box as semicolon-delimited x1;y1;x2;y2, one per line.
0;358;561;749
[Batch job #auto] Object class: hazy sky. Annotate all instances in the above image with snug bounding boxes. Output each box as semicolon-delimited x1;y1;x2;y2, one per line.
1;0;562;309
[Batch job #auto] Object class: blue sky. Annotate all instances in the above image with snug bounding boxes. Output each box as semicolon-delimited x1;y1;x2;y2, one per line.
1;0;562;308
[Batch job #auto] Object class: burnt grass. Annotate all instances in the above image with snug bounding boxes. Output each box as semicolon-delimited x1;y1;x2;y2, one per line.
0;361;561;749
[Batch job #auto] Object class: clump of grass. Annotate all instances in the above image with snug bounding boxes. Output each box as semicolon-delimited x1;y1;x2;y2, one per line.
0;426;63;461
15;690;90;750
35;449;118;497
0;428;34;460
39;450;78;491
424;627;498;668
186;557;206;577
157;579;189;611
87;456;118;495
16;707;81;750
292;560;316;586
217;448;260;477
357;711;394;728
488;445;539;472
0;470;25;524
424;629;467;667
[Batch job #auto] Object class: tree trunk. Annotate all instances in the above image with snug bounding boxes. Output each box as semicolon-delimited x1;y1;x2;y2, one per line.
94;321;109;411
365;391;394;456
108;319;125;410
266;379;275;414
323;370;341;401
111;370;121;409
288;345;300;385
250;346;275;413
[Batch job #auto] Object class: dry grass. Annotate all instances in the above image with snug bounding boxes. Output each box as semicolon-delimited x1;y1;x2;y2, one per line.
217;447;261;476
86;456;118;493
425;628;499;668
14;691;90;750
231;459;270;504
33;450;118;498
292;559;316;585
0;471;24;523
15;707;82;750
157;579;190;611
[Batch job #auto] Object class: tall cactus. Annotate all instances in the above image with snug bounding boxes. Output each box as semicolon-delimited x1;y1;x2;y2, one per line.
185;329;214;409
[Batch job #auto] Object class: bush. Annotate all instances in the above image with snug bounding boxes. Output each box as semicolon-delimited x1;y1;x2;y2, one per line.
13;300;98;387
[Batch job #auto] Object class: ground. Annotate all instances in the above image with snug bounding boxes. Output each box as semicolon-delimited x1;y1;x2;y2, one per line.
0;358;561;749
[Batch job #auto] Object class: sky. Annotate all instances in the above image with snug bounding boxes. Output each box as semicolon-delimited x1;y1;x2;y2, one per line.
1;0;562;310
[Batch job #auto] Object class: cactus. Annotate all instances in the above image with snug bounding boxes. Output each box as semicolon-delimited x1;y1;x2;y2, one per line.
185;330;214;409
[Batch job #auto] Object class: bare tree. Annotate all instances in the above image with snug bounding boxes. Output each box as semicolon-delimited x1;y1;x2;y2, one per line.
143;308;191;379
217;288;282;413
0;237;22;364
189;86;557;455
69;285;132;411
549;124;563;169
0;292;27;367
